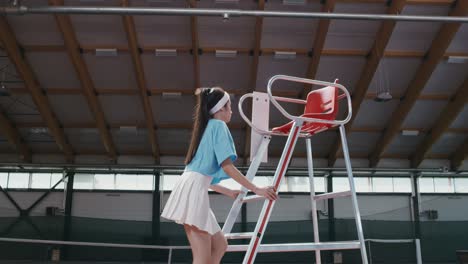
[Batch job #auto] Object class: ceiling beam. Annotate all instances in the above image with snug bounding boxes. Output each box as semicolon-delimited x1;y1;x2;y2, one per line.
10;87;454;101
411;76;468;167
7;150;416;160
451;137;468;170
0;17;74;162
336;0;453;4
369;0;468;167
243;0;265;164
328;0;407;166
301;0;336;99
0;109;32;162
189;0;200;89
122;0;160;163
17;121;468;135
406;0;455;5
50;0;118;161
19;44;468;59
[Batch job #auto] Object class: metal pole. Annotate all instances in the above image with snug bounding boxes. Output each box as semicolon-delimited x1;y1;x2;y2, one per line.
367;240;372;264
63;172;74;260
339;125;368;264
1;6;468;23
167;248;172;264
415;238;422;264
152;171;161;240
326;173;334;264
306;138;321;264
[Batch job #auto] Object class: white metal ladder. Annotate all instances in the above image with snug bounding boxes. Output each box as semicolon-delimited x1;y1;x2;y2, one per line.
223;75;368;264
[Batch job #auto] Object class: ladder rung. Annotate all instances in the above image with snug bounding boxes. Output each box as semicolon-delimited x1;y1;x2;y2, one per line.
314;190;352;201
241;195;265;203
227;241;361;252
224;232;254;240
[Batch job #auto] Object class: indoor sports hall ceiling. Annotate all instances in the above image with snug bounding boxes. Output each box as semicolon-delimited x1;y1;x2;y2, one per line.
0;0;467;170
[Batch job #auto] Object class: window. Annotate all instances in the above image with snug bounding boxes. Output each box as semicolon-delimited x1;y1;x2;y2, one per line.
455;178;468;193
162;174;181;191
373;177;393;192
283;177;325;193
0;173;8;188
74;174;94;189
393;177;412;193
136;174;154;190
219;178;241;190
314;177;325;193
354;177;371;192
8;172;29;189
333;177;350;192
287;177;310;192
116;174;138;190
252;176;274;187
434;177;454;193
51;173;65;189
94;174;115;190
419;177;435;193
30;173;51;189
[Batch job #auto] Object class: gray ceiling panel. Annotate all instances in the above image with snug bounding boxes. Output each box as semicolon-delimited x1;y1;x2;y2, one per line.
422;61;468;95
450;104;468;129
142;53;195;90
430;133;467;156
402;100;448;130
325;3;385;51
99;95;146;124
25;52;82;89
386;5;450;52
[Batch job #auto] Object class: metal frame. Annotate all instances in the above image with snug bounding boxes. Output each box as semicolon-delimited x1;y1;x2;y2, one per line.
1;6;468;23
223;75;368;263
366;238;422;264
0;171;72;238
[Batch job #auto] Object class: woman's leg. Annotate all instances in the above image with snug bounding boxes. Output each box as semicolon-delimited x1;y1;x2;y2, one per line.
184;224;212;264
211;231;228;264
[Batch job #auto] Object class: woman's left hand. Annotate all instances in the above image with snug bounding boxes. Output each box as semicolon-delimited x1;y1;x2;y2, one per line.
228;189;243;199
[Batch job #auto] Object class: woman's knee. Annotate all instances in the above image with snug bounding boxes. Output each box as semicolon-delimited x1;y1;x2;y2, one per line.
212;234;228;253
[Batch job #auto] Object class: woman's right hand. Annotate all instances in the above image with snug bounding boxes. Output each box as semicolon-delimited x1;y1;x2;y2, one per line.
254;186;278;201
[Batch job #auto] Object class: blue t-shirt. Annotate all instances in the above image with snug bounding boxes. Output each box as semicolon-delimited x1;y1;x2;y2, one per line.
185;119;237;185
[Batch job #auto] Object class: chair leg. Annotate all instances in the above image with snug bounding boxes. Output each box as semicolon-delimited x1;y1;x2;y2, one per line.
339;124;368;264
306;138;321;264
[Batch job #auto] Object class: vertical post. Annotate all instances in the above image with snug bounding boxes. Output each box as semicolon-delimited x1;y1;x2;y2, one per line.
241;203;247;232
306;138;321;264
63;171;74;260
411;174;421;239
339;125;368;264
367;240;372;264
167;248;172;264
153;171;161;240
326;172;334;263
411;173;423;264
241;203;248;244
415;238;422;264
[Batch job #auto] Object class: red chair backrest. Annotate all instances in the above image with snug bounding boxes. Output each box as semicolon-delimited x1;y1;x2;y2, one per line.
304;85;339;121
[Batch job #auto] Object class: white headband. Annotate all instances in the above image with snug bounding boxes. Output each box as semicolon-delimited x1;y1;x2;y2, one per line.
209;91;230;115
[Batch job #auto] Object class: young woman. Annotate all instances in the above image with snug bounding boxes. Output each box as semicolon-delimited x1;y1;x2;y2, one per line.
161;87;277;264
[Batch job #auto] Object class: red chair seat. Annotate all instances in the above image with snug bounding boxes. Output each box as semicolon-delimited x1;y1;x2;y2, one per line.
271;83;339;136
272;114;335;136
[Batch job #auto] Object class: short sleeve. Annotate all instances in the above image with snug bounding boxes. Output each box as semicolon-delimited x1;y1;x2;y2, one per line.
213;121;237;166
210;177;222;185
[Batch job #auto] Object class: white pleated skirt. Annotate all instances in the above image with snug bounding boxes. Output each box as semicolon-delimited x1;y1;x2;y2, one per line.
161;171;221;235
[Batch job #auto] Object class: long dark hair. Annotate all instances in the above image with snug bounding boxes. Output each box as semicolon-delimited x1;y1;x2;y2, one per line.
185;87;227;165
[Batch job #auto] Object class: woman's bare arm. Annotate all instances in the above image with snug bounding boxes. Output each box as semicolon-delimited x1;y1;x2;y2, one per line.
221;159;278;201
